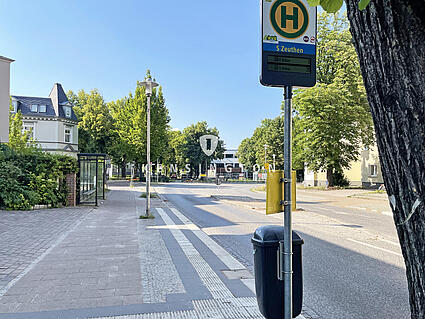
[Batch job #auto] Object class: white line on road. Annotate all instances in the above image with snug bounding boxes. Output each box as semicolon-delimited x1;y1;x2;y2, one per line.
156;207;234;299
347;238;402;257
167;206;247;271
378;238;400;247
347;206;367;211
382;211;393;216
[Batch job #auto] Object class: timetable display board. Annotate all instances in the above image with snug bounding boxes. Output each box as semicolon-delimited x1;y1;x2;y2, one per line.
260;0;317;87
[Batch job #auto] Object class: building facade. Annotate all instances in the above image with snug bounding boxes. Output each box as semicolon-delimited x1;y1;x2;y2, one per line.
303;143;384;188
210;149;242;179
11;83;79;156
0;56;14;143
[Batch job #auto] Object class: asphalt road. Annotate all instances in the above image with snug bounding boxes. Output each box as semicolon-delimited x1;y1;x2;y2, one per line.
154;182;410;319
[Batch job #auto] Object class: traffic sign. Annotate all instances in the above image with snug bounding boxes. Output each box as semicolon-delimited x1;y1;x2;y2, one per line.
260;0;317;87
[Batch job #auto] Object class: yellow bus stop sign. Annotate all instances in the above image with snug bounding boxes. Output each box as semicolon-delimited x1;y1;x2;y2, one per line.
266;170;297;214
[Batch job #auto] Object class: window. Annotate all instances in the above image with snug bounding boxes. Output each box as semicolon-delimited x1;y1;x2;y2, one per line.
39;105;47;113
64;106;71;118
369;164;378;177
23;122;34;139
31;104;38;112
225;154;234;158
64;125;72;143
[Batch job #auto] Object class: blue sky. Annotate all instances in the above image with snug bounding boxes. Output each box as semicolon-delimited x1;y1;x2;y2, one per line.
1;0;290;149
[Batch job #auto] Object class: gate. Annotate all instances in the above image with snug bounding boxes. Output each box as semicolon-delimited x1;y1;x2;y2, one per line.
77;153;107;206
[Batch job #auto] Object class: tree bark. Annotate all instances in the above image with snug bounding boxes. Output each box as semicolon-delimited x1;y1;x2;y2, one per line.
121;160;126;179
326;168;334;187
346;1;425;317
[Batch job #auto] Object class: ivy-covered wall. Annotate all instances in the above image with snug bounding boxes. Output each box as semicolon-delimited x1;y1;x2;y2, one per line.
0;145;78;210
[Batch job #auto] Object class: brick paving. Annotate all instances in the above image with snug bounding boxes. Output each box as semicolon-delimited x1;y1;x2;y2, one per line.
0;189;143;313
0;207;92;293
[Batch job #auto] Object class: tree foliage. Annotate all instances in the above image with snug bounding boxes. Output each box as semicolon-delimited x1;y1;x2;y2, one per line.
109;71;171;168
237;116;303;171
8;99;35;152
67;89;112;154
175;122;225;178
292;12;374;186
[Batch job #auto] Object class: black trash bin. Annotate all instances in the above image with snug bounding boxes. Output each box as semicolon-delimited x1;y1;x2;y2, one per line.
251;225;304;319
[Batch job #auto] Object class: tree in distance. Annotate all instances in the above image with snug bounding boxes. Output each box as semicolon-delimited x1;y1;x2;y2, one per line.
293;12;374;187
237;116;304;171
67;89;113;154
174;122;225;178
109;70;170;178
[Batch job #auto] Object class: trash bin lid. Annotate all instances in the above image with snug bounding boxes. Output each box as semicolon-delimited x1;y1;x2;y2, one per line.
252;225;304;246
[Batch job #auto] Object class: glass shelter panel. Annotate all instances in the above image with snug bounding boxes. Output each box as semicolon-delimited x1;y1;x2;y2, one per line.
77;154;106;206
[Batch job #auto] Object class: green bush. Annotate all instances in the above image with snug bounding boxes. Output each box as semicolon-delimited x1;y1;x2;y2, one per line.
0;145;78;210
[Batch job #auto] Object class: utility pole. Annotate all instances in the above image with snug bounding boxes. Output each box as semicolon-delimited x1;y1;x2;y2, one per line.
141;78;158;217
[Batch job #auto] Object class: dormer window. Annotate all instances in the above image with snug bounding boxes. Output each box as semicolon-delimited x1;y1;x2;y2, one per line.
64;106;71;118
39;105;47;113
31;104;38;112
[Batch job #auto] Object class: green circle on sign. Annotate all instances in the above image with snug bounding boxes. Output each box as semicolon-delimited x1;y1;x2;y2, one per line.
270;0;309;39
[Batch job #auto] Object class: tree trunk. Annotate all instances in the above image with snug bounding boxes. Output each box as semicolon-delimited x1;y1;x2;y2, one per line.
346;1;425;317
121;160;126;179
326;168;334;187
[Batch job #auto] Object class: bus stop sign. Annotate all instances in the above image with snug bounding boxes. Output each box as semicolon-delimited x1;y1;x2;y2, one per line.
260;0;317;88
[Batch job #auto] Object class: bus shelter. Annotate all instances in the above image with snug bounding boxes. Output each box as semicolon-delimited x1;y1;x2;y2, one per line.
77;153;107;206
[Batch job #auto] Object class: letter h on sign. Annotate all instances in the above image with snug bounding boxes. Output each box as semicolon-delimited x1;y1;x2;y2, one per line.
282;6;298;29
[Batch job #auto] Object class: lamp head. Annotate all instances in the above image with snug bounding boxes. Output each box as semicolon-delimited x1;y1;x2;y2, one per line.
141;78;159;95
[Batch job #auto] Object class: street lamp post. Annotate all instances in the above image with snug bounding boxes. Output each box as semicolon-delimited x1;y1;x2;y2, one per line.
140;78;159;217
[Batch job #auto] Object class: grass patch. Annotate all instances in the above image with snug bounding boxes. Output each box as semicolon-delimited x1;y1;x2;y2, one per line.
251;185;266;192
297;185;327;190
139;214;155;219
368;190;387;194
139;192;159;198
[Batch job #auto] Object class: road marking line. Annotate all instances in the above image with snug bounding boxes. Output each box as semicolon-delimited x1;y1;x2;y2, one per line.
347;238;402;257
382;211;393;216
348;206;367;211
378;238;400;247
168;207;246;271
156;207;233;299
241;278;256;294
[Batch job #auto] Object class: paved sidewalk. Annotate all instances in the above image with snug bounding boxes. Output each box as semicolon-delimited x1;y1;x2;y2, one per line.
0;207;93;295
0;185;313;319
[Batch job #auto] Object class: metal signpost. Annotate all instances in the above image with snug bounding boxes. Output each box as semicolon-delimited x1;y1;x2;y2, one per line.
260;1;316;318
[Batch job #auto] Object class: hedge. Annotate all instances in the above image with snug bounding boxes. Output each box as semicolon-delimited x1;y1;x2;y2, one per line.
0;145;78;210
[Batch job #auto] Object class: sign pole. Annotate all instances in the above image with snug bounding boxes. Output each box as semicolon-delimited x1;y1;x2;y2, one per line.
283;85;293;319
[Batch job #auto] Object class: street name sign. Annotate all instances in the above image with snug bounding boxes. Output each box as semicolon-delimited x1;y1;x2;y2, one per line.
260;0;317;87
